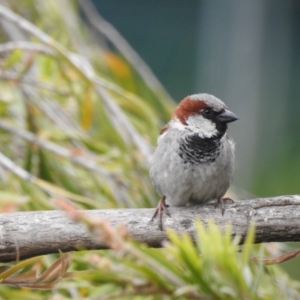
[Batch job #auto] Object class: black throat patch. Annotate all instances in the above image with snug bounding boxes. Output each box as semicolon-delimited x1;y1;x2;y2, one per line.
178;133;223;164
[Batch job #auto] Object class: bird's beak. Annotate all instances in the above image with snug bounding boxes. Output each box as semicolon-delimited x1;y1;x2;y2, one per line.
217;109;238;123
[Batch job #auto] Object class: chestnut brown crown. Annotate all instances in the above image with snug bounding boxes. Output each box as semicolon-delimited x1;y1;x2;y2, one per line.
172;93;238;125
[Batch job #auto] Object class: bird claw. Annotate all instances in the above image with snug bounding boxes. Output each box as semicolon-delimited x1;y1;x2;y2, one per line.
215;197;234;215
150;196;171;230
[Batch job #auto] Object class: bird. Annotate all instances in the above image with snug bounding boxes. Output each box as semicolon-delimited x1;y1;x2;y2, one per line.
149;93;238;230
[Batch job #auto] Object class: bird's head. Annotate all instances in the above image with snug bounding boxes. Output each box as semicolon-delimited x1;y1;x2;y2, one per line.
170;93;238;138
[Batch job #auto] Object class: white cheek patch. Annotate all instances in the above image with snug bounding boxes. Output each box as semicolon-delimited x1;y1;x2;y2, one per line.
170;119;186;131
161;116;218;139
186;115;218;138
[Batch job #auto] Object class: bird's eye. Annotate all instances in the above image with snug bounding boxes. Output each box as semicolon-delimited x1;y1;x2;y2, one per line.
202;108;212;116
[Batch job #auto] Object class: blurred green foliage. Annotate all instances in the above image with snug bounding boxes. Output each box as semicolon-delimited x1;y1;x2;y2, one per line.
0;0;174;212
0;1;299;299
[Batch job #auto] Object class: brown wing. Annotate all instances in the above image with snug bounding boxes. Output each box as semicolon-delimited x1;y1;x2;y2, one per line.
160;124;169;135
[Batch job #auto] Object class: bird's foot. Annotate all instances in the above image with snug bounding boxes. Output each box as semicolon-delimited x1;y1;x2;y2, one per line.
150;196;171;231
215;197;234;215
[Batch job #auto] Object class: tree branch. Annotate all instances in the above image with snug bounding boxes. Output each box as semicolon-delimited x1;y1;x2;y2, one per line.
0;195;300;262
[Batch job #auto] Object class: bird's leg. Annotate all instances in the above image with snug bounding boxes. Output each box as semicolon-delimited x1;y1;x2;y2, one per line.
150;196;171;230
215;197;234;215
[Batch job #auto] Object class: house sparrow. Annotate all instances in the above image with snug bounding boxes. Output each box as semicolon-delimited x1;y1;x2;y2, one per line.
150;93;238;230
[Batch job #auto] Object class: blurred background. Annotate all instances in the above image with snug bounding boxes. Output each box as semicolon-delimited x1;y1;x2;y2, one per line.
92;0;300;278
1;0;300;293
94;0;300;198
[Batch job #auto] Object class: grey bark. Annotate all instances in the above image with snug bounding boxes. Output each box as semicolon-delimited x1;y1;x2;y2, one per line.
1;195;300;262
